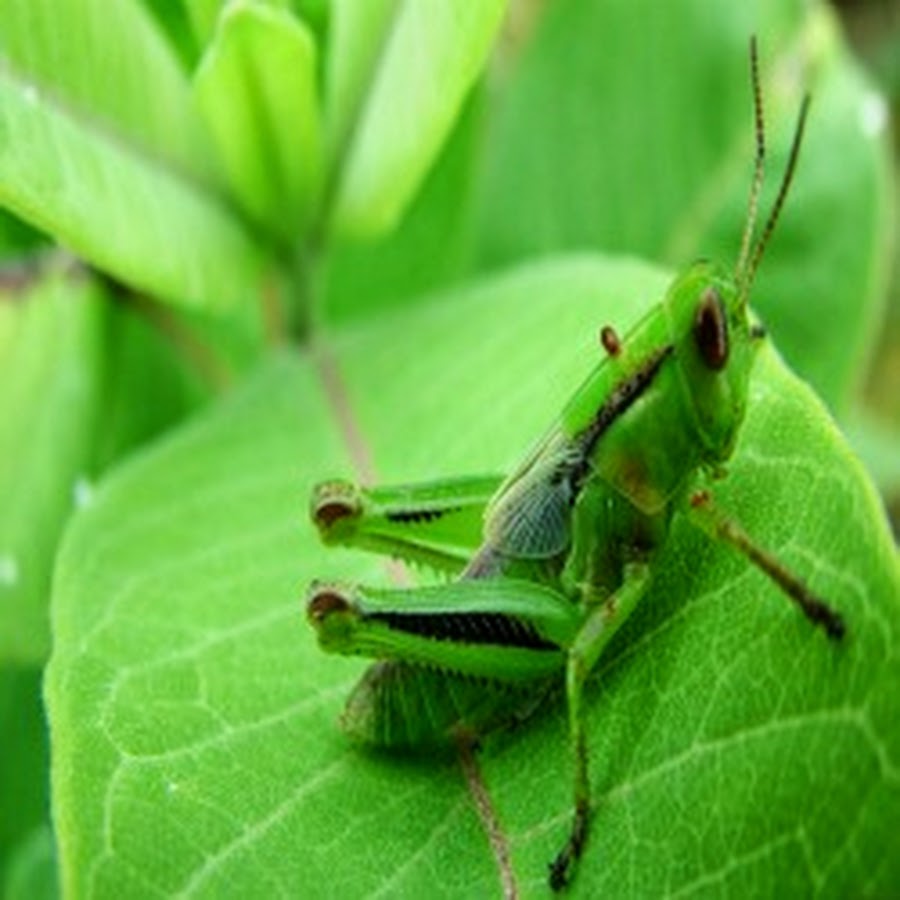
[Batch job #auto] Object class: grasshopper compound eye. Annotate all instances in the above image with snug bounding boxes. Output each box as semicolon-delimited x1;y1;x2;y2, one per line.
693;287;729;371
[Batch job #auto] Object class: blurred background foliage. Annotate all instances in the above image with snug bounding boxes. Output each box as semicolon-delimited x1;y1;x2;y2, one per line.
832;0;900;530
0;0;897;896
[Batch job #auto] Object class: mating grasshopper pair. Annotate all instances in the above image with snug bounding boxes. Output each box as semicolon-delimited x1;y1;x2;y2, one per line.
305;40;845;891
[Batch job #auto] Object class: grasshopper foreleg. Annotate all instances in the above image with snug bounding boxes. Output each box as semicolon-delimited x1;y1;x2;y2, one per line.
687;490;845;639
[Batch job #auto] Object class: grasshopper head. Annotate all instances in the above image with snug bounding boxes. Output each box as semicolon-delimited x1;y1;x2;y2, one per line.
666;261;759;464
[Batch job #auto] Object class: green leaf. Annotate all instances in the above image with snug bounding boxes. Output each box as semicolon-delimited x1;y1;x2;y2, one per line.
322;93;483;322
843;412;900;497
87;293;212;473
0;272;104;664
47;257;899;896
0;209;47;256
0;72;267;311
3;824;58;900
182;2;330;70
141;0;205;69
0;668;51;870
194;2;321;242
322;0;396;169
473;0;893;410
327;0;507;238
289;0;329;42
184;0;225;47
0;268;207;665
0;0;208;177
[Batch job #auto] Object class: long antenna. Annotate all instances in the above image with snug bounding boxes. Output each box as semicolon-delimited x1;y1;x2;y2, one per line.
736;37;811;307
735;36;766;289
742;94;810;292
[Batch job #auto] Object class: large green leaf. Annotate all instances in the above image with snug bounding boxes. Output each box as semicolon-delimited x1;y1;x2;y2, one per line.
0;272;104;664
3;824;57;900
47;257;899;897
322;94;483;322
141;0;205;69
326;0;507;238
194;2;321;242
0;209;47;257
0;668;51;873
0;71;267;311
87;296;211;475
473;0;894;410
0;269;209;665
0;0;208;177
323;0;395;169
184;0;225;48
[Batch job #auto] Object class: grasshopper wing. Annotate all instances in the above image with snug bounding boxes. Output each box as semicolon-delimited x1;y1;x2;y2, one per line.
484;431;582;558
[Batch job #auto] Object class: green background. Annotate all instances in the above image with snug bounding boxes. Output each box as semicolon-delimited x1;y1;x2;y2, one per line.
1;0;898;897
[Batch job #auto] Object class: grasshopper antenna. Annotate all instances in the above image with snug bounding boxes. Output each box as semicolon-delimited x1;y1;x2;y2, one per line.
735;35;766;290
737;38;811;306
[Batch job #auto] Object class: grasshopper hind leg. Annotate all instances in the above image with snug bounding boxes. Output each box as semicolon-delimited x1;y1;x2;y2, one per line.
310;475;502;574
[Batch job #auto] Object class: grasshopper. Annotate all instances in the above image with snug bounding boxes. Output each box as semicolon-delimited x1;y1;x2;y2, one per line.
305;39;845;891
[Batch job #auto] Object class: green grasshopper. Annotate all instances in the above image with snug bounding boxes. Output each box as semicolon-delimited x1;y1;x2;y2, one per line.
305;39;845;891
